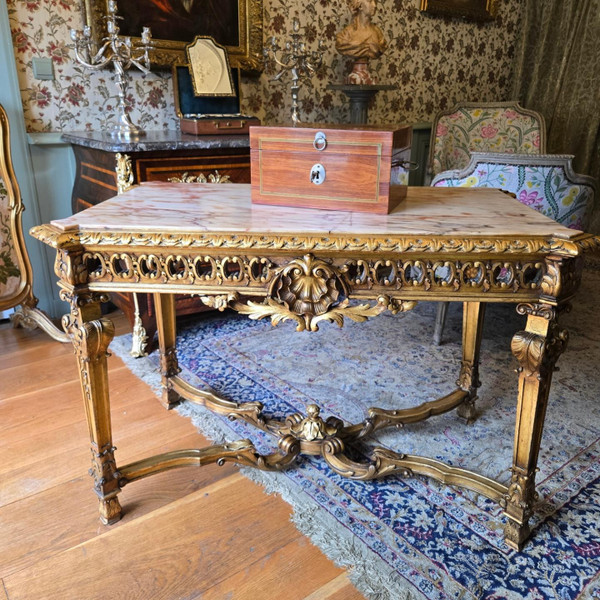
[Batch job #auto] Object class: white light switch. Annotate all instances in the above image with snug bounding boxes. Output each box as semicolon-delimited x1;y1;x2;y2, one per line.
32;57;54;80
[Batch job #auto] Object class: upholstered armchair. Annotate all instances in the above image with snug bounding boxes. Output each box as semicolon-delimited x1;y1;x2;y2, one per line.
0;104;68;341
430;152;597;344
428;101;547;180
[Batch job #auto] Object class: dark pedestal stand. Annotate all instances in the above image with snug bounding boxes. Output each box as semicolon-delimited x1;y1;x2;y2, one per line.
327;84;396;125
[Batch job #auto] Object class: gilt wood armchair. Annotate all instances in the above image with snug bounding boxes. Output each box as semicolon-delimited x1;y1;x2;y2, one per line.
0;103;68;341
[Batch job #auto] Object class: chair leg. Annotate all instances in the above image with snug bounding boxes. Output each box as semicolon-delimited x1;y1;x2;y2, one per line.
433;302;449;345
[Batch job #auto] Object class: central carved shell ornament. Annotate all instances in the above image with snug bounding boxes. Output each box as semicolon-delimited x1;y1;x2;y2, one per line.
230;254;416;331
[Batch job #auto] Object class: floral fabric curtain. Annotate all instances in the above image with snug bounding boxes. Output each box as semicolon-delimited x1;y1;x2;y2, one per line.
511;0;600;188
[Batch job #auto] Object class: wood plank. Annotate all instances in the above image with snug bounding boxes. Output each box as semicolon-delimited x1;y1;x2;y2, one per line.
0;353;81;399
0;366;130;437
304;574;364;600
0;433;238;578
3;476;302;600
0;328;73;370
0;396;200;506
0;321;56;354
200;536;345;600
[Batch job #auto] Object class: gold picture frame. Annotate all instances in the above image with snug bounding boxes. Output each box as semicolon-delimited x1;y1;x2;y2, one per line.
83;0;263;71
419;0;497;21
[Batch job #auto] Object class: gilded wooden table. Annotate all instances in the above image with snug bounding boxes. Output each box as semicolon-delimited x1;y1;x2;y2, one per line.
31;182;600;551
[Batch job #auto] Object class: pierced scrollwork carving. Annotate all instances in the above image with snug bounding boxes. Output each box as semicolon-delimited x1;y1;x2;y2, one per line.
227;254;418;331
75;246;549;298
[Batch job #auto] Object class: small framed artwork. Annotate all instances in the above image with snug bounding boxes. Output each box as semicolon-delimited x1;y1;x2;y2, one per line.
83;0;263;70
419;0;497;21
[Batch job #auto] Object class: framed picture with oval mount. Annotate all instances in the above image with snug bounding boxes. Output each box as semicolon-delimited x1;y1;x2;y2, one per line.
82;0;263;71
419;0;497;21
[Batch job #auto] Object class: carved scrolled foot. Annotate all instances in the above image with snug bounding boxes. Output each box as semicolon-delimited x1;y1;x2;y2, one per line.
501;466;537;551
98;494;122;525
504;518;531;552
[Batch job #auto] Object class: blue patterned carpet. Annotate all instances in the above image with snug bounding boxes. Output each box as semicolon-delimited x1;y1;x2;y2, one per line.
113;267;600;600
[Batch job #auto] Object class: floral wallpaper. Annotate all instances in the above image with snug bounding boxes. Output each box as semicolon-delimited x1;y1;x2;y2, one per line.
7;0;523;132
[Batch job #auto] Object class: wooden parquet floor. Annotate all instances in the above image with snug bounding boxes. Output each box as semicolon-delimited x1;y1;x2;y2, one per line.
0;312;364;600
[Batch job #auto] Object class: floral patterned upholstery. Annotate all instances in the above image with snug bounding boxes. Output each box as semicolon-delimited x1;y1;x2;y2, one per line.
429;101;546;178
430;151;596;345
431;152;596;230
1;177;22;304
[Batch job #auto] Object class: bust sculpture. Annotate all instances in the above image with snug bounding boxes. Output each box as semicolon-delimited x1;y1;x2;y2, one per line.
335;0;387;85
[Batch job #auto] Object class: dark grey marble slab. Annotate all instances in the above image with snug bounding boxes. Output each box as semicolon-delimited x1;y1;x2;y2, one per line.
61;130;250;152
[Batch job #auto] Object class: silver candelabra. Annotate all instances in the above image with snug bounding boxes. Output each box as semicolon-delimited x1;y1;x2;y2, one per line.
264;17;325;125
70;0;153;139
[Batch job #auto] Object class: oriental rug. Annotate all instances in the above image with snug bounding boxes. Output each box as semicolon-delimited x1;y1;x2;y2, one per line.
112;267;600;600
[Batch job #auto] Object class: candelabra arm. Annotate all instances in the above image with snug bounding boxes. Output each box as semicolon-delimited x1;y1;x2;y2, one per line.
73;44;112;71
129;57;151;74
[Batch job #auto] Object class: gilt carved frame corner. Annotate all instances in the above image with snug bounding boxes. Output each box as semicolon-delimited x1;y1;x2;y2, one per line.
83;0;264;71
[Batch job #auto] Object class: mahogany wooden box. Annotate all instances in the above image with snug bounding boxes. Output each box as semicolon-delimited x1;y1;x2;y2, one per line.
250;124;412;214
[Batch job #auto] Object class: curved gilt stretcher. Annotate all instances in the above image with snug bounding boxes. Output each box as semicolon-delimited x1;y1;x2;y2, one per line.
31;182;600;551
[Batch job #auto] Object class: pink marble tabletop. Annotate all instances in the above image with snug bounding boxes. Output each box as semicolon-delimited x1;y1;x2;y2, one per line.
50;182;580;239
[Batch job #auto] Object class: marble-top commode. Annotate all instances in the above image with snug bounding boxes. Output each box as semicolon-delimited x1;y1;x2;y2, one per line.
50;181;580;240
60;130;250;153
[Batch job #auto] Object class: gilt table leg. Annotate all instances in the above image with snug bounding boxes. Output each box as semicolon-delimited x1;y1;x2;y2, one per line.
503;301;568;550
63;290;122;524
154;292;180;409
456;301;486;422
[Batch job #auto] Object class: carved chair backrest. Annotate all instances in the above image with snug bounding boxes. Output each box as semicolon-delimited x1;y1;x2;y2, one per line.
431;152;597;230
0;103;33;311
428;101;547;178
